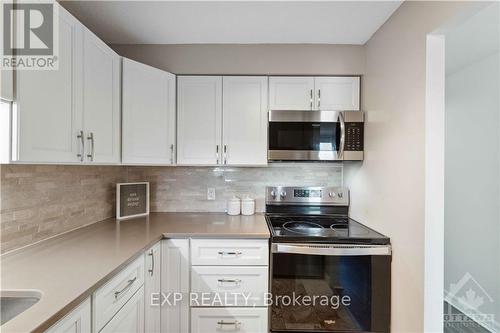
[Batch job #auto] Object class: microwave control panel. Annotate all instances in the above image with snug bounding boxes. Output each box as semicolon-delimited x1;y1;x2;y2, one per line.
345;122;364;151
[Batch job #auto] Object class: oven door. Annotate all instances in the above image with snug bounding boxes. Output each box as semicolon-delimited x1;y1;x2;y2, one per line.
270;243;391;333
268;111;345;161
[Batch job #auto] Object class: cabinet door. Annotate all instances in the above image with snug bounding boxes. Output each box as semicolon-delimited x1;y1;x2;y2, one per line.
314;77;360;111
15;5;83;163
45;298;91;333
82;28;121;164
145;242;161;333
269;77;314;110
222;77;268;165
161;239;189;333
177;76;222;165
122;58;176;165
100;288;145;333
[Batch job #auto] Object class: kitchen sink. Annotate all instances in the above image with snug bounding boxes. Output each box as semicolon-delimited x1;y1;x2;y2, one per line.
0;290;42;325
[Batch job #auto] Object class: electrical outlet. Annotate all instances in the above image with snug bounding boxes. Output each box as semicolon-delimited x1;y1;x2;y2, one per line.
207;187;216;200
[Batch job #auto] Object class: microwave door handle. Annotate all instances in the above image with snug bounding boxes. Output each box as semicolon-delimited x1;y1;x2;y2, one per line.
272;243;392;256
338;112;346;160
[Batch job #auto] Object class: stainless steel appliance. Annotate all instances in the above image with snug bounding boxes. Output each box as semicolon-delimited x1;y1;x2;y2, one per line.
266;186;391;333
268;111;364;162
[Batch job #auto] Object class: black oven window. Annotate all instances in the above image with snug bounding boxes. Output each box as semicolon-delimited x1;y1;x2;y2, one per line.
269;122;340;151
271;253;391;332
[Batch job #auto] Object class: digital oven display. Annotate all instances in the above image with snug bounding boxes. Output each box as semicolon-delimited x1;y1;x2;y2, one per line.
294;189;322;198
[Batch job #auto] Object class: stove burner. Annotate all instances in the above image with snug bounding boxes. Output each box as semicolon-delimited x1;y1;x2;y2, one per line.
282;221;324;235
330;223;370;235
329;223;348;230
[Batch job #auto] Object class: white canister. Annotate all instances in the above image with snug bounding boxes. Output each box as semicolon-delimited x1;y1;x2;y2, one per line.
227;196;241;215
241;196;256;216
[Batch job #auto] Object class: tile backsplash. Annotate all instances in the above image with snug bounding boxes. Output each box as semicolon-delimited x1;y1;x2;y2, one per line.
127;163;343;213
0;165;126;253
1;163;343;253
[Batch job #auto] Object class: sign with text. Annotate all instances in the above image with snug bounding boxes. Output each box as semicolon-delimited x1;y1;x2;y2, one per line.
116;182;149;220
1;0;59;70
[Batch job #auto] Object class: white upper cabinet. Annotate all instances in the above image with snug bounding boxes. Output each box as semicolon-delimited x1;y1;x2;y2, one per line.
1;69;14;102
13;3;121;164
314;76;360;111
177;76;222;165
122;58;176;165
82;28;121;164
14;5;83;163
269;77;314;110
269;76;360;111
222;76;268;165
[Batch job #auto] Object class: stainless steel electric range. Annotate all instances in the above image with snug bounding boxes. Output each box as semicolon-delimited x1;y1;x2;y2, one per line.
265;186;391;333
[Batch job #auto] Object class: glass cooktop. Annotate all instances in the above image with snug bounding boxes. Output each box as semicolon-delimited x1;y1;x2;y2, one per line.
265;214;390;245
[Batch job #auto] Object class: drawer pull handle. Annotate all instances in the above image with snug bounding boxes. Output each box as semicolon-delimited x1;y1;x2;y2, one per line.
148;250;155;276
217;320;241;329
114;277;137;300
217;278;242;285
218;251;242;257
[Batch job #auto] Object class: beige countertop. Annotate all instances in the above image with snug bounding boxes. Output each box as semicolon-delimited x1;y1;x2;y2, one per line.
0;212;270;332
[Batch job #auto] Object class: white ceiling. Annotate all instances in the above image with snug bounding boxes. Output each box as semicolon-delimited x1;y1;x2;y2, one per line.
60;1;402;45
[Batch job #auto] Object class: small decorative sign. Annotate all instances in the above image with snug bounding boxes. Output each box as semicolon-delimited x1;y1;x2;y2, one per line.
116;182;149;220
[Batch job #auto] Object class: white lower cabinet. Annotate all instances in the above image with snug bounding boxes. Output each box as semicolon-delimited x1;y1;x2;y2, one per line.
190;238;269;333
100;287;145;333
161;239;190;333
160;238;269;333
191;307;268;333
145;242;161;333
45;298;91;333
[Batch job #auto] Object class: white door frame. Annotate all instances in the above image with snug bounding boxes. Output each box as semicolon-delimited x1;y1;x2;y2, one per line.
424;33;446;333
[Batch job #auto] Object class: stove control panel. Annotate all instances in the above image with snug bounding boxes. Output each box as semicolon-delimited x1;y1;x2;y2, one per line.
294;189;322;198
266;186;349;206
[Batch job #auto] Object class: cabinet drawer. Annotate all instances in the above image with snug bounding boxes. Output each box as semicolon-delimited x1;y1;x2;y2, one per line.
191;307;268;333
191;266;269;306
100;287;144;333
191;239;268;266
93;256;145;332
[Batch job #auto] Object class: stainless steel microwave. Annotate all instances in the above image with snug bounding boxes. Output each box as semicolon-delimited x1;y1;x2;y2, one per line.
268;110;364;162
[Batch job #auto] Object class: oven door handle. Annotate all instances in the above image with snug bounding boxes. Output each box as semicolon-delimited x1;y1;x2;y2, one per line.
272;243;391;256
338;112;346;160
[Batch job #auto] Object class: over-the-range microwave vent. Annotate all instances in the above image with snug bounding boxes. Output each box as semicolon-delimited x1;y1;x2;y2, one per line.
267;110;364;162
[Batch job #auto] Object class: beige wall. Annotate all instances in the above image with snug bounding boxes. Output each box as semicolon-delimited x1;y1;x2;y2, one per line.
111;44;365;75
344;1;483;332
